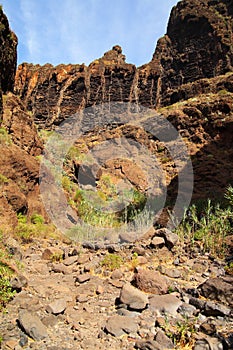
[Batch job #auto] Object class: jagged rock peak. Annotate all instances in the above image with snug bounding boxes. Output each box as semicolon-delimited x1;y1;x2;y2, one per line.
90;45;126;66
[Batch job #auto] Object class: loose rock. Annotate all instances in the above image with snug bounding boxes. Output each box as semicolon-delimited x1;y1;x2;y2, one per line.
149;294;182;316
18;309;48;341
46;298;67;315
119;283;148;310
133;268;168;294
105;315;138;337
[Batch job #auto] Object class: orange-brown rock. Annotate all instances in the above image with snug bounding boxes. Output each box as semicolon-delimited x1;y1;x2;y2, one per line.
2;93;42;155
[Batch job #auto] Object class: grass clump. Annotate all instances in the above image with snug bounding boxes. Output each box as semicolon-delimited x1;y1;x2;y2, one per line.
15;213;55;243
0;127;11;145
101;253;123;271
50;252;63;262
0;174;8;186
0;234;16;311
160;314;197;349
175;194;233;258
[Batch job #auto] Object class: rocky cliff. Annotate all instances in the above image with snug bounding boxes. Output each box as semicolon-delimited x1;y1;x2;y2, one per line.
0;6;17;115
0;8;44;228
1;0;233;224
14;0;233;127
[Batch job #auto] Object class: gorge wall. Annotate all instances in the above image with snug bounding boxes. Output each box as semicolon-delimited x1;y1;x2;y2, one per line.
0;7;43;227
14;0;233;128
1;0;233;228
0;7;17;116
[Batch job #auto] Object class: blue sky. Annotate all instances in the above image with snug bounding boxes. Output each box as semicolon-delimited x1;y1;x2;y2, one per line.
1;0;178;67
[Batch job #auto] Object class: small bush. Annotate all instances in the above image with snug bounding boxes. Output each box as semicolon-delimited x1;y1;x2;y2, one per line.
225;262;233;275
0;174;8;186
15;213;55;243
30;213;44;225
175;198;233;258
62;176;73;193
225;185;233;206
0;127;11;145
101;253;123;271
0;246;16;311
0;277;15;310
50;252;63;262
218;89;228;95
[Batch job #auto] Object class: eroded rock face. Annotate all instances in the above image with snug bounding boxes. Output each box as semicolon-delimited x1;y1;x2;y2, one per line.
14;0;233;127
155;0;233;104
2;93;42;156
0;9;46;227
0;7;17;115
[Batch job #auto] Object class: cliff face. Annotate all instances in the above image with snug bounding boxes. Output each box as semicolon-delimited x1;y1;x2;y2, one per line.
0;8;44;228
14;0;233;128
14;46;137;128
0;7;17;115
155;0;233;104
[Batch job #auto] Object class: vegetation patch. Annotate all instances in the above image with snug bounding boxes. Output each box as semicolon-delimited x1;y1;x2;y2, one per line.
101;253;123;271
14;213;56;243
0;127;11;145
0;232;16;311
175;187;233;258
0;174;8;186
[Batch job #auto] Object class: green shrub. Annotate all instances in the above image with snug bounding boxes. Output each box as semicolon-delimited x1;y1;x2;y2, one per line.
225;185;233;206
0;127;11;145
224;262;233;275
0;174;8;186
15;213;55;243
17;213;27;224
62;175;73;193
175;198;233;258
0;277;15;311
0;246;16;311
101;253;123;271
30;213;44;225
50;252;63;262
218;89;228;95
0;23;5;32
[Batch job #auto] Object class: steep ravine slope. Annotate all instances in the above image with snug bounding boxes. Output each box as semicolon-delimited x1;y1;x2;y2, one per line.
13;0;233;204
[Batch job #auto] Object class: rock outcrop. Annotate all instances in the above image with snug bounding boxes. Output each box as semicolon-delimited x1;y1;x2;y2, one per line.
14;0;233;127
0;7;17;116
0;9;43;227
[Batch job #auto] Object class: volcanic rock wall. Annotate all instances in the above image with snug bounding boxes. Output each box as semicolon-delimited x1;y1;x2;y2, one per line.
14;0;233;128
0;7;17;116
0;8;44;227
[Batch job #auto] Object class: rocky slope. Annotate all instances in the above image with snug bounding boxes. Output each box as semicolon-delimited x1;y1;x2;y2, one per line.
11;0;233;204
0;230;232;350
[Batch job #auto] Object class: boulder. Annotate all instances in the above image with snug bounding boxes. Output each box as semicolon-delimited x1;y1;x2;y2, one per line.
198;276;233;307
105;315;138;337
149;294;182;316
133;268;168;294
119;283;148;310
18;310;48;341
